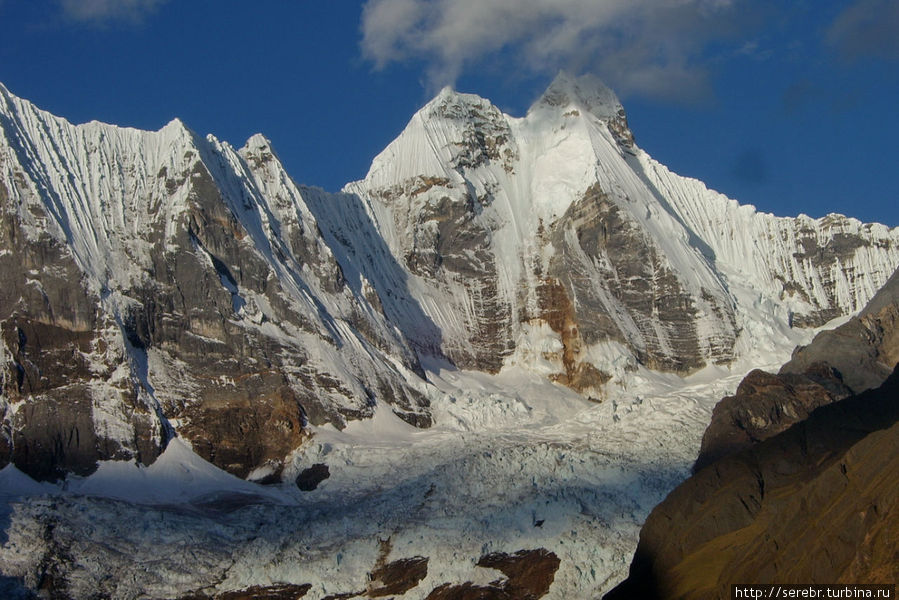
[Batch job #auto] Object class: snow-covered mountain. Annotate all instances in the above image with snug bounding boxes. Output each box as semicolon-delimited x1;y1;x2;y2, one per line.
0;81;429;484
1;72;898;484
344;71;899;387
0;73;898;599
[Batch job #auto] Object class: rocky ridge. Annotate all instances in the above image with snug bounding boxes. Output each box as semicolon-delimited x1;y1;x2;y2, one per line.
696;266;899;470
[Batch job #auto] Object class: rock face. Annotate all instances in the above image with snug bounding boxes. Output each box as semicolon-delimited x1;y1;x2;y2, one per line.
0;84;429;482
294;463;330;491
367;555;429;598
695;266;899;470
0;143;168;481
1;72;899;482
693;367;851;472
606;366;899;599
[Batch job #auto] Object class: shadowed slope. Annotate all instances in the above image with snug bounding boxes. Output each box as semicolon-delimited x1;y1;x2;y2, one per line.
607;365;899;599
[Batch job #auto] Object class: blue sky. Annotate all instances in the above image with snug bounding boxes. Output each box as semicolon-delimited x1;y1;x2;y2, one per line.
1;0;897;226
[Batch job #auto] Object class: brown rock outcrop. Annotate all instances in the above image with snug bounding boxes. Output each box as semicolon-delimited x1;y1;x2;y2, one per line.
426;549;560;600
294;463;330;492
367;555;429;597
694;366;851;472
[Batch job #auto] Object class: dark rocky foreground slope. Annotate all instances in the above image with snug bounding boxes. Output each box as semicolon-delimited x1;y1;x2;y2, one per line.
608;267;899;599
606;365;899;599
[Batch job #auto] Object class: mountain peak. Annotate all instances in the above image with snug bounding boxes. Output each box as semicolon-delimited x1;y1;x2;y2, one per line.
531;71;624;121
0;80;22;113
424;85;495;118
435;84;457;99
161;117;190;133
243;132;274;152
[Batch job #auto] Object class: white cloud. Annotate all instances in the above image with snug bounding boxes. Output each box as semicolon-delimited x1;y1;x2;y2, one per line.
826;0;899;62
360;0;743;103
59;0;168;23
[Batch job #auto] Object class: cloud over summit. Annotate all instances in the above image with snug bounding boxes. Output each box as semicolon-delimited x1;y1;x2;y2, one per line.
826;0;899;62
361;0;741;103
59;0;167;23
